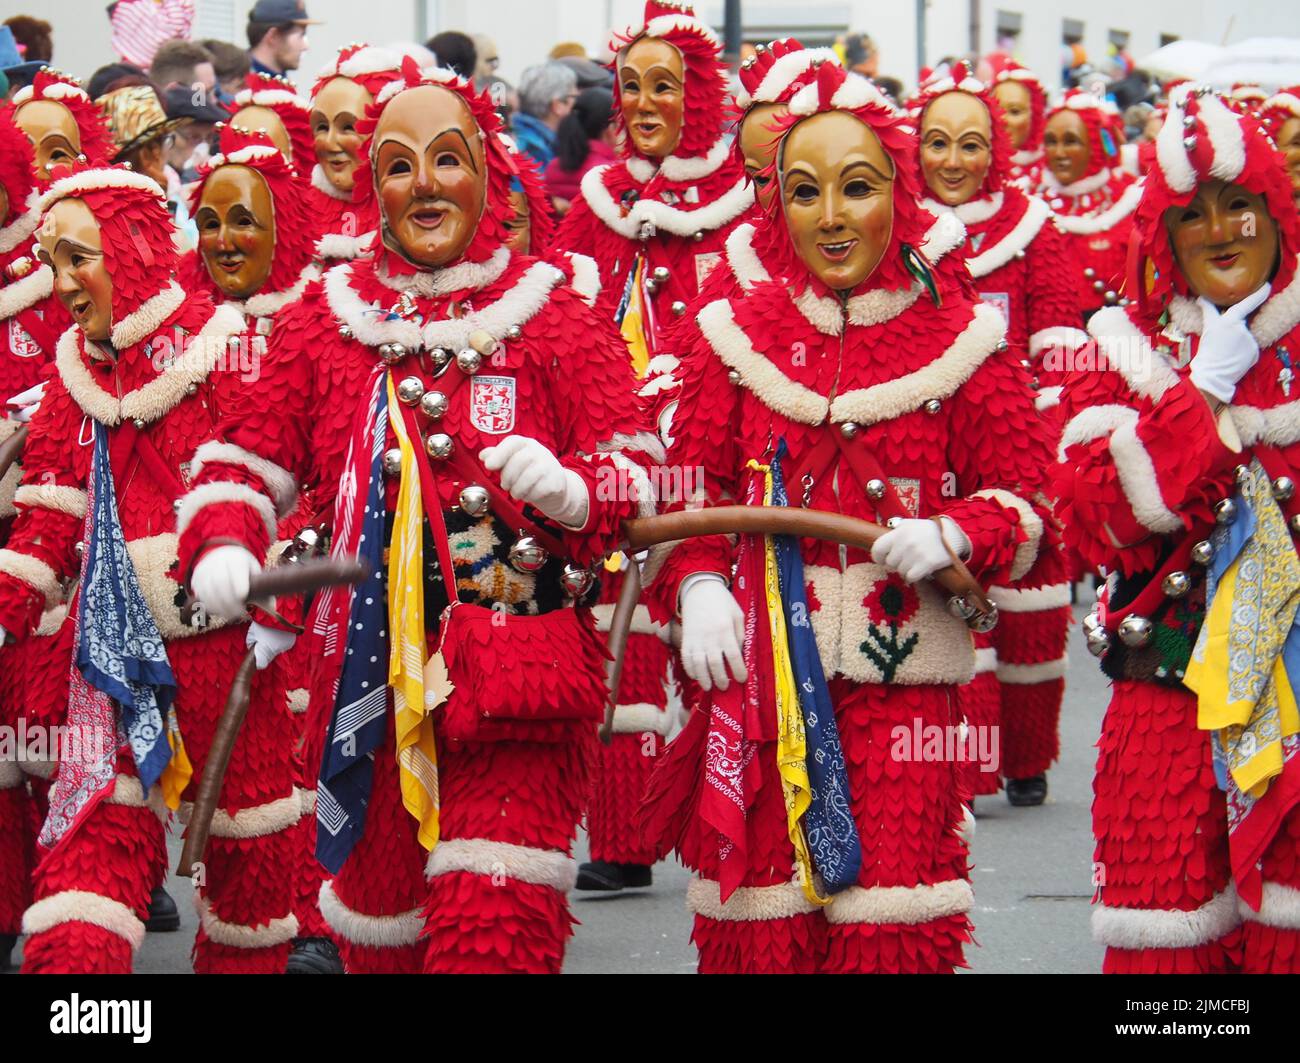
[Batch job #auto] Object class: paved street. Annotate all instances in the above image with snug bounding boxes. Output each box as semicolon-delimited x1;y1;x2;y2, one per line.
12;602;1108;975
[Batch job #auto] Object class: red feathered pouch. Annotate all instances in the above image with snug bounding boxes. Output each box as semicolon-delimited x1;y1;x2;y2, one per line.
438;603;610;743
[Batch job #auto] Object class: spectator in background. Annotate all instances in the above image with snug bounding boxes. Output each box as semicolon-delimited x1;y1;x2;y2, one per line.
427;30;476;79
556;54;612;90
246;0;319;79
163;83;228;182
544;86;614;216
108;0;194;68
549;42;587;61
87;61;151;101
4;15;52;62
202;38;250;102
149;38;216;95
0;24;43;95
873;75;903;109
837;32;878;78
472;34;499;86
512;61;577;171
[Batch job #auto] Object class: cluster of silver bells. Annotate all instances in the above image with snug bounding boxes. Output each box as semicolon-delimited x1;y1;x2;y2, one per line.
946;595;999;633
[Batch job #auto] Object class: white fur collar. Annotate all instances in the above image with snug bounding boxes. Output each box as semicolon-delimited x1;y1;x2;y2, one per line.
1167;256;1300;351
624;137;732;184
374;245;511;298
0;192;42;255
945;192;1004;225
110;283;187;349
0;264;53;322
1086;305;1180;402
961;195;1051;278
1011;148;1042;168
698;296;1006;427
582;164;754;241
57;303;245;426
1041;168;1111;197
311;164;352;201
225;265;314;319
325;256;563;354
1052;180;1143;236
316;231;375;261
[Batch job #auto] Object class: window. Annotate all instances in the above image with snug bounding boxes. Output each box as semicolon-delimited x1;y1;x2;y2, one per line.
996;10;1022;50
1160;33;1180;47
1062;18;1085;45
1109;29;1130;50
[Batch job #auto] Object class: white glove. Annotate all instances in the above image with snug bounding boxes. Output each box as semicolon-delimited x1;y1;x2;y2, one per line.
246;621;296;670
871;517;971;584
679;573;747;692
7;381;45;423
1189;284;1271;403
480;435;589;529
190;544;262;622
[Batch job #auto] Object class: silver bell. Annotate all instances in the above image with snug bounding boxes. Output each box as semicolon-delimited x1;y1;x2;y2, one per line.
1235;464;1252;485
996;339;1009;352
338;324;353;339
293;527;321;555
457;484;490;517
1274;476;1295;501
671;300;687;317
865;478;886;500
1291;513;1300;535
1083;267;1096;279
560;564;595;597
1103;290;1118;305
420;390;449;419
840;421;859;439
134;418;147;430
1162;570;1191;598
508;535;548;573
1093;279;1105;292
425;433;454;460
397;376;425;405
886;516;902;529
1214;498;1237;524
506;325;522;341
431;346;454;367
644;277;660;295
1191;539;1214;565
1183;113;1197;129
924;399;942;415
947;595;977;620
1082;612;1111;657
379;342;408;364
967;605;999;634
172;498;183;514
693;230;705;242
1183;134;1198;151
651;266;670;284
382;448;403;476
1118;615;1153;648
727;369;742;385
456;348;482;375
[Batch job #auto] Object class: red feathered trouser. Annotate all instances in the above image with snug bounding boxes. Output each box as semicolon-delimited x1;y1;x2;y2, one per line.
1093;679;1300;973
322;706;590;974
956;645;1001;797
21;625;298;974
588;621;672;865
684;681;973;974
281;649;333;941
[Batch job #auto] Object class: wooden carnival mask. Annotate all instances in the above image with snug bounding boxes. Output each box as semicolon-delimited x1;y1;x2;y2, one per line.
618;37;685;160
1167;178;1279;310
311;76;373;194
920;92;993;207
739;102;787;212
37;198;113;342
992;80;1032;151
779;110;895;292
373;85;487;269
1043;110;1091;186
231;105;294;167
14;100;82;181
504;188;530;254
196;164;278;300
1277;117;1300;199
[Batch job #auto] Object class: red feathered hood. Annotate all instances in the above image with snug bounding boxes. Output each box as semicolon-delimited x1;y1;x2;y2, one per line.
1043;89;1122;184
989;56;1048;155
231;72;315;179
912;60;1013;198
13;69;116;175
0;105;37;230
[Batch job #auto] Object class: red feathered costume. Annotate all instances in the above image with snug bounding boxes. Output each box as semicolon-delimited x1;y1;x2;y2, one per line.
1055;86;1300;973
4;167;297;974
640;66;1053;973
988;57;1048;194
1042;90;1142;317
913;65;1082;800
230;73;316;181
175;61;659;973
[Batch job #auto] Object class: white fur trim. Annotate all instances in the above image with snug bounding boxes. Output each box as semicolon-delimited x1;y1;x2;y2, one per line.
1035;385;1062;411
14;483;88;519
919;209;968;264
601;449;658;519
996;655;1068;684
1087;306;1180;401
697;298;828;425
1201;93;1247;184
1052;180;1143;236
686;876;820;922
22;756;57;779
581;164;754;240
315;231;374;261
1245;254;1300;350
658;137;730;182
373;67;465;107
38;168;166;215
610;701;673;736
297;786;316;817
127;532;230;641
725;222;768;289
311;163;351;200
287;688;310;715
176;481;278;543
0;190;42;255
208;793;300;839
846;285;922;328
425;838;577;892
375;245;510;298
644;13;719;48
968;488;1042;581
23;890;146;951
1156;88;1198;195
1042;167;1111;198
110;282;186;350
1029;326;1089;357
747;48;839;106
210;145;283;169
235;87;307;111
973;646;998;674
190;441;298;518
103;774;168;820
590;602;668;641
194;893;298;949
831;301;1005;427
1109;418;1185;535
1092;887;1239;949
317;45;408;82
562;252;601;306
318;880;423;948
1265;92;1300;121
1240;882;1300;930
0;548;60;606
830;73;892;113
966;197;1052;278
989;582;1071;612
948;192;1004;226
0;262;53;321
823;878;973;925
35;601;69;638
228;266;312;320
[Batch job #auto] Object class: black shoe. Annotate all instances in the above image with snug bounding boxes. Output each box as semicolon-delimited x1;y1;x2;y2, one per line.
575;860;652;891
146;885;180;932
619;863;652;889
0;932;15;972
286;936;344;974
1006;774;1048;807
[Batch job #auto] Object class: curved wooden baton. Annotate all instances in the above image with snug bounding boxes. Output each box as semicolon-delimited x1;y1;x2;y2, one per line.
177;557;370;877
598;560;642;746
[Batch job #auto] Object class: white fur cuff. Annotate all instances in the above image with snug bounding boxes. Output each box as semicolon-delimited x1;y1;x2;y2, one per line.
194;893;298;949
686;877;821;922
424;838;577;893
1092;887;1240;950
23;890;147;951
823;878;974;926
318;880;424;948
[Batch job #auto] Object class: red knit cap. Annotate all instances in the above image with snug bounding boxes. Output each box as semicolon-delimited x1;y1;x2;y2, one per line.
187;124;316;296
611;1;729;163
1044;88;1122;180
12;69;116;173
1129;85;1299;321
912;59;1013;196
231;72;315;179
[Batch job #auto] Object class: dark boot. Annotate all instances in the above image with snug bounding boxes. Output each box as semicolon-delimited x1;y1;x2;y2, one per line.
0;932;15;971
1006;774;1048;807
286;936;344;974
575;860;652;892
145;884;180;932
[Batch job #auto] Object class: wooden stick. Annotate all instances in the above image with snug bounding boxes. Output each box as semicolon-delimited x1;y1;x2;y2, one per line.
597;560;642;746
